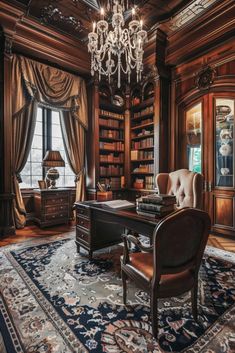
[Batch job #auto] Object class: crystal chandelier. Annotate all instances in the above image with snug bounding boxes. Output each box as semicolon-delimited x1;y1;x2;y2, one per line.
88;0;147;88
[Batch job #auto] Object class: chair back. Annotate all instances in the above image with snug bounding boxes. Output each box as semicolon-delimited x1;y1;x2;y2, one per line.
152;208;211;278
156;169;203;209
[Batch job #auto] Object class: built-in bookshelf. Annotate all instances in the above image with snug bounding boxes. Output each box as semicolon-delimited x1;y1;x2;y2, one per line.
98;92;125;191
130;83;156;191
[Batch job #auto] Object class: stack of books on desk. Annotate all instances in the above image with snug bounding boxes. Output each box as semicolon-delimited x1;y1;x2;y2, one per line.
137;194;177;218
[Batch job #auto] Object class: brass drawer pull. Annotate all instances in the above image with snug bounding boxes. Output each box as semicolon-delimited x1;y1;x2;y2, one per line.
80;220;84;225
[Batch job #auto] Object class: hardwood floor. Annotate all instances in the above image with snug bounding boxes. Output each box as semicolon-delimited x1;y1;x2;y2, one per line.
207;234;235;253
0;223;75;247
0;224;234;252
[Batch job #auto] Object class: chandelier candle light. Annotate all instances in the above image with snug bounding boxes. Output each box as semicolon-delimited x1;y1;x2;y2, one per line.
88;0;147;88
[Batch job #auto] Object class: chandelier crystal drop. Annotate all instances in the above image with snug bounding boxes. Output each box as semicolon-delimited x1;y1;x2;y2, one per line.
88;0;147;88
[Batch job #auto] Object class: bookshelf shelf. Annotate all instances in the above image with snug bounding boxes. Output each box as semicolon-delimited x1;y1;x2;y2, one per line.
131;172;154;175
100;161;124;165
100;148;124;153
131;113;154;122
99;137;124;142
100;174;123;178
131;133;154;141
99;114;124;121
131;146;154;150
131;158;154;162
99;124;124;131
131;122;154;131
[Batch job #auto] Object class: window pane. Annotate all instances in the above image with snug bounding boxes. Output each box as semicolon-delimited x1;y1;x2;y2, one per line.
51;124;62;138
51;110;75;187
52;137;64;150
31;148;42;161
20;107;43;188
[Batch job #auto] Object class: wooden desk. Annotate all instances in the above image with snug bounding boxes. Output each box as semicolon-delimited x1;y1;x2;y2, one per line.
74;201;162;259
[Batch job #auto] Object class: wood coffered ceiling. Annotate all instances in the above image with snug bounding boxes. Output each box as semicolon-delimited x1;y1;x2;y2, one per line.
7;0;219;42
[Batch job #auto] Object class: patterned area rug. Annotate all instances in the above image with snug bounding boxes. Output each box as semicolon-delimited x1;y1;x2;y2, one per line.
0;235;235;353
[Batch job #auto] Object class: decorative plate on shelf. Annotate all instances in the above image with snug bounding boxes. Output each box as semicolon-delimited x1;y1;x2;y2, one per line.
216;105;231;116
112;95;124;107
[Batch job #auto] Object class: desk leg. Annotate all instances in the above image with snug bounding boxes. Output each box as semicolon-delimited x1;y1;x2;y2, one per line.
76;243;80;253
88;250;93;260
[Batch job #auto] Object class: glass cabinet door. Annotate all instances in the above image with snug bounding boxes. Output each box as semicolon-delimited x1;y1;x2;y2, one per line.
215;98;234;188
185;102;202;173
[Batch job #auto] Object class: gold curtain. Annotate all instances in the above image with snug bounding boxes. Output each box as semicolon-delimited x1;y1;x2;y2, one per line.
60;110;86;202
12;55;88;228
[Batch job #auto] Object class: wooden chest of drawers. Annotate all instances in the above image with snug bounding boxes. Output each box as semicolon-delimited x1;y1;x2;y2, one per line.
33;188;71;228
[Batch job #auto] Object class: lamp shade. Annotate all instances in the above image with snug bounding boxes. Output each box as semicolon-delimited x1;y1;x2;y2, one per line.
42;150;65;167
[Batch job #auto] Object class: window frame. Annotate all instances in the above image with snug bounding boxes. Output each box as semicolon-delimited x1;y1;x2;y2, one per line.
21;105;75;191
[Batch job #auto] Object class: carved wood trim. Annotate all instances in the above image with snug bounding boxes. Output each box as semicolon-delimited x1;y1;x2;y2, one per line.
166;0;235;66
0;1;90;75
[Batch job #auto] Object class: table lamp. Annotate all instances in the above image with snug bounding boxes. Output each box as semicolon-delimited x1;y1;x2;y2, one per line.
42;150;65;189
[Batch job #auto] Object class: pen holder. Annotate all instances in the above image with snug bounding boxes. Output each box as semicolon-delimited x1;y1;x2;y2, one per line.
97;191;113;201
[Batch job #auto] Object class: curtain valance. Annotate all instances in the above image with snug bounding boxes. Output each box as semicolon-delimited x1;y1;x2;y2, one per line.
12;55;88;129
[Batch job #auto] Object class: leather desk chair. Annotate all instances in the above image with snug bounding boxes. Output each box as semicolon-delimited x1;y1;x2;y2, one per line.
156;169;203;209
121;208;211;338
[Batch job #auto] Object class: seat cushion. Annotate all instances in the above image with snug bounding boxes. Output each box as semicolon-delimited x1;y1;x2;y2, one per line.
122;252;195;297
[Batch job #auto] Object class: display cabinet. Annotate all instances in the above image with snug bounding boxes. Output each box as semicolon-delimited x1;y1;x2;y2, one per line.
180;93;235;237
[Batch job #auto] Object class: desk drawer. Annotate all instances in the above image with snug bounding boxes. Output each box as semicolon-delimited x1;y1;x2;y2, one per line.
76;227;90;244
45;205;68;214
77;216;90;230
45;212;68;221
45;197;69;206
46;192;68;199
76;206;90;218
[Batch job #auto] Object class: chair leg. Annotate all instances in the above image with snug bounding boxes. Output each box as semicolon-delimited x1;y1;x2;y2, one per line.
191;283;198;321
151;293;158;339
122;270;127;305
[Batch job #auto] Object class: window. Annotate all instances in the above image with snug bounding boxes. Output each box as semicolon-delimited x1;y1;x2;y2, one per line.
21;107;75;188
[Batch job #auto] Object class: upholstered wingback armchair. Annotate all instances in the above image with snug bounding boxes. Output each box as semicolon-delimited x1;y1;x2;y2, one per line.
156;169;203;209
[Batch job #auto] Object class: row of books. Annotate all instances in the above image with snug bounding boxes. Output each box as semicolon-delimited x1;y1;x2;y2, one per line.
100;129;124;140
100;109;124;120
100;177;122;189
133;105;154;118
145;176;155;189
131;137;154;149
132;164;154;173
131;150;154;160
133;176;155;190
100;153;124;163
100;166;124;176
100;142;124;151
99;118;123;128
132;118;153;127
137;194;177;217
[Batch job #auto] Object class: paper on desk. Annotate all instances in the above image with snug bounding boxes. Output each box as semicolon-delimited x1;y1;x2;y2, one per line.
98;199;135;209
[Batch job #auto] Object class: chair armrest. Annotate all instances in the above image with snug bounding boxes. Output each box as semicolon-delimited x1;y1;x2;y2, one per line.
121;234;153;265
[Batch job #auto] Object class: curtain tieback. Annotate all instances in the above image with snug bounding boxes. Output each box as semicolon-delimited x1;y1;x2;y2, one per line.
15;173;22;183
75;168;85;183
